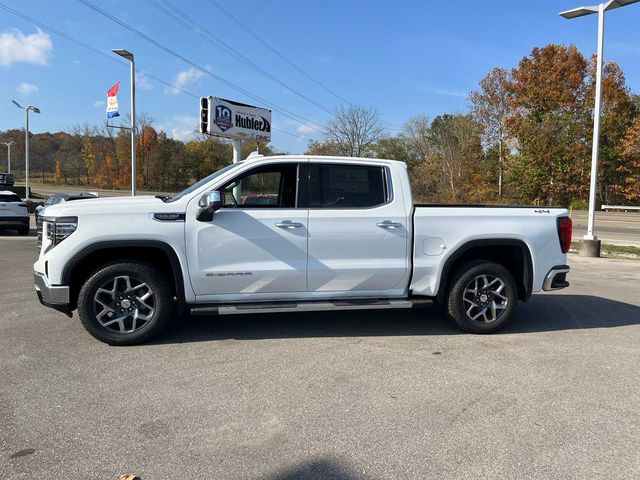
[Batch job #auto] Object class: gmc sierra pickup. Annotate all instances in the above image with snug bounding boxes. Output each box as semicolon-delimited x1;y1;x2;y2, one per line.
34;154;571;344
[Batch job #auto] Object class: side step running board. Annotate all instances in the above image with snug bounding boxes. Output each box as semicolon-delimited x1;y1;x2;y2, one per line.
190;298;433;316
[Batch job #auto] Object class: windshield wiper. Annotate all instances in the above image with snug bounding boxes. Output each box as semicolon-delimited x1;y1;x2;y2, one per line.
155;195;172;202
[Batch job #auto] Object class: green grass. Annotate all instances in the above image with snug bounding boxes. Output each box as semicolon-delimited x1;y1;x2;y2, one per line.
570;241;640;260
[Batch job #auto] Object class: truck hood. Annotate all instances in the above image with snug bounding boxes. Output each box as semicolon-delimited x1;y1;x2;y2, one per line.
42;195;177;217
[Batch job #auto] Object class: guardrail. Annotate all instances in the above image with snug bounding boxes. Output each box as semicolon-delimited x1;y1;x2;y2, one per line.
601;205;640;212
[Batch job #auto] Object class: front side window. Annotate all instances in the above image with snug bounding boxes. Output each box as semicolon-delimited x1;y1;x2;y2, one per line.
309;163;388;208
220;163;299;209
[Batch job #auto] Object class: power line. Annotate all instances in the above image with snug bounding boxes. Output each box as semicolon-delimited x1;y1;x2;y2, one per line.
77;0;327;134
205;0;351;106
0;3;199;99
0;3;314;143
147;0;335;116
204;0;404;132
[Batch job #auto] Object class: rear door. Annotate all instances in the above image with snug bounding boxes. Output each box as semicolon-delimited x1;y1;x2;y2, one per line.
306;162;410;295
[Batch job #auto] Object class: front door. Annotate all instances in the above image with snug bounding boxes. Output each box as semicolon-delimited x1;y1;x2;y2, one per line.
186;161;308;299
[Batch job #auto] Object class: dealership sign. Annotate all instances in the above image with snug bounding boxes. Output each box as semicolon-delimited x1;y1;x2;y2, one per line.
200;96;271;142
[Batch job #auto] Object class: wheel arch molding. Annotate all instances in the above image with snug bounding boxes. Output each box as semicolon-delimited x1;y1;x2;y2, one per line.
61;240;186;312
435;238;534;304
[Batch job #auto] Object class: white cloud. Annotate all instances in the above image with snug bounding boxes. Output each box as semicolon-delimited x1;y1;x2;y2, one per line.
417;83;468;99
171;127;197;142
16;82;38;94
136;70;154;91
297;124;316;134
0;29;52;66
93;100;105;108
167;114;200;142
165;67;204;95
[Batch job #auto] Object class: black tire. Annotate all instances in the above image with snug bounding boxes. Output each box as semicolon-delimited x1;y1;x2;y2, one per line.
446;260;518;333
77;260;173;345
18;225;30;235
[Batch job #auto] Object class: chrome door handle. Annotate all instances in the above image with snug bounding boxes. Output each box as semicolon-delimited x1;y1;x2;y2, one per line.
275;220;303;229
377;221;403;229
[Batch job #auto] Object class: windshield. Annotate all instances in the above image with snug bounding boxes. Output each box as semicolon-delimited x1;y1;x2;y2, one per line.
168;163;240;202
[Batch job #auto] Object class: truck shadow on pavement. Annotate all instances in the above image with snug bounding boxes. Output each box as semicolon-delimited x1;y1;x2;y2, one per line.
265;457;364;480
155;294;640;344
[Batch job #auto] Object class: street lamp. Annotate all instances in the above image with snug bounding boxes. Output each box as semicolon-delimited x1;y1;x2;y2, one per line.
12;100;40;200
559;0;639;257
2;140;14;173
112;48;137;196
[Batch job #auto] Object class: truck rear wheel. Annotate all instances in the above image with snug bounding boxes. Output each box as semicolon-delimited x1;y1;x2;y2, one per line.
446;261;517;333
77;260;172;345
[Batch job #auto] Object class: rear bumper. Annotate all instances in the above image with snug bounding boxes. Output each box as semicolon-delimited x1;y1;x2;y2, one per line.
34;271;72;317
0;216;29;227
542;265;570;291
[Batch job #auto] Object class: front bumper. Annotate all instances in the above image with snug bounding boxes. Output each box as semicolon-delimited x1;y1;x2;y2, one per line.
34;271;72;317
542;265;570;291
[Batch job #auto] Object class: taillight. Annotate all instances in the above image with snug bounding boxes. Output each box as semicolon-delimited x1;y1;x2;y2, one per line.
557;217;572;253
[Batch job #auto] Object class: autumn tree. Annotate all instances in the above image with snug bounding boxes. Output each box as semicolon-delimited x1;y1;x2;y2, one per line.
470;67;511;197
613;116;640;202
586;58;637;204
325;105;385;157
80;128;96;185
427;114;486;202
505;45;592;205
305;139;342;156
53;159;63;184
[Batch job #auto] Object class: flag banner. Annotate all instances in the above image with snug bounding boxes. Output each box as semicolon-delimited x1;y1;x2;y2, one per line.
107;81;120;119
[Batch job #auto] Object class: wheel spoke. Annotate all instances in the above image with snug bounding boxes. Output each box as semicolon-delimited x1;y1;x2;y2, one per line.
463;296;477;306
462;273;510;324
470;307;486;321
93;274;155;334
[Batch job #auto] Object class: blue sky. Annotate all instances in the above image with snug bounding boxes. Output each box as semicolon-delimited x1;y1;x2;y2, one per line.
1;0;639;153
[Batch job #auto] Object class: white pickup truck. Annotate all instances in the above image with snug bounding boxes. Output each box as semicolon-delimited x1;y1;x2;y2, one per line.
34;154;572;344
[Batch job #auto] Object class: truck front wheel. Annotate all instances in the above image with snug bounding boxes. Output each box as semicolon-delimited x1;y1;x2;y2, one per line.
446;261;517;333
77;260;172;345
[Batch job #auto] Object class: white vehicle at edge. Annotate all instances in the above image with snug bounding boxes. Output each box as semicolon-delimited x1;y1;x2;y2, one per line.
0;190;30;235
33;154;572;345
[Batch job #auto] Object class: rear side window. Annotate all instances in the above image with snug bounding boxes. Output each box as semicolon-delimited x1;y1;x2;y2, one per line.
309;164;388;208
0;194;21;202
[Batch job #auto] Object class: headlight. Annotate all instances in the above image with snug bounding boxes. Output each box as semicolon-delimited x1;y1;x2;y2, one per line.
43;216;78;251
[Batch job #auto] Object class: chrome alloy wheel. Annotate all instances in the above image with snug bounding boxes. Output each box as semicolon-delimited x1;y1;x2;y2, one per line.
462;274;509;324
93;275;156;333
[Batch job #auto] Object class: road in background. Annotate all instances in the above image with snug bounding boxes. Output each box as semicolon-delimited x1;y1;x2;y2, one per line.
1;233;639;479
25;181;640;246
570;210;640;246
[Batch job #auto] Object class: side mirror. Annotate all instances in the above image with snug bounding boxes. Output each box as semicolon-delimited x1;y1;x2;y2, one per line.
197;191;222;222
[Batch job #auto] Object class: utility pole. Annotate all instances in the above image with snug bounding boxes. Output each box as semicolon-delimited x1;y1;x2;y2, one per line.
2;141;14;173
112;49;137;196
12;101;40;200
560;0;640;257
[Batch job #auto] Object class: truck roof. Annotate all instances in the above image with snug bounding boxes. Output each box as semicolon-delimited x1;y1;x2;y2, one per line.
243;153;407;167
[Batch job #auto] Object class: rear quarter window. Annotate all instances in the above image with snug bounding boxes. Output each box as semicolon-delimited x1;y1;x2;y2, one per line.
0;194;21;203
309;164;388;208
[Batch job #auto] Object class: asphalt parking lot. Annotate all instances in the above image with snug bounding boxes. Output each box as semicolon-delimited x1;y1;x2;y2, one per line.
1;230;639;479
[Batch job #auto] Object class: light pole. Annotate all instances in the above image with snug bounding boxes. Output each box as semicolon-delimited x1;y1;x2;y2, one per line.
2;140;14;173
12;101;40;200
112;49;136;196
559;0;639;257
